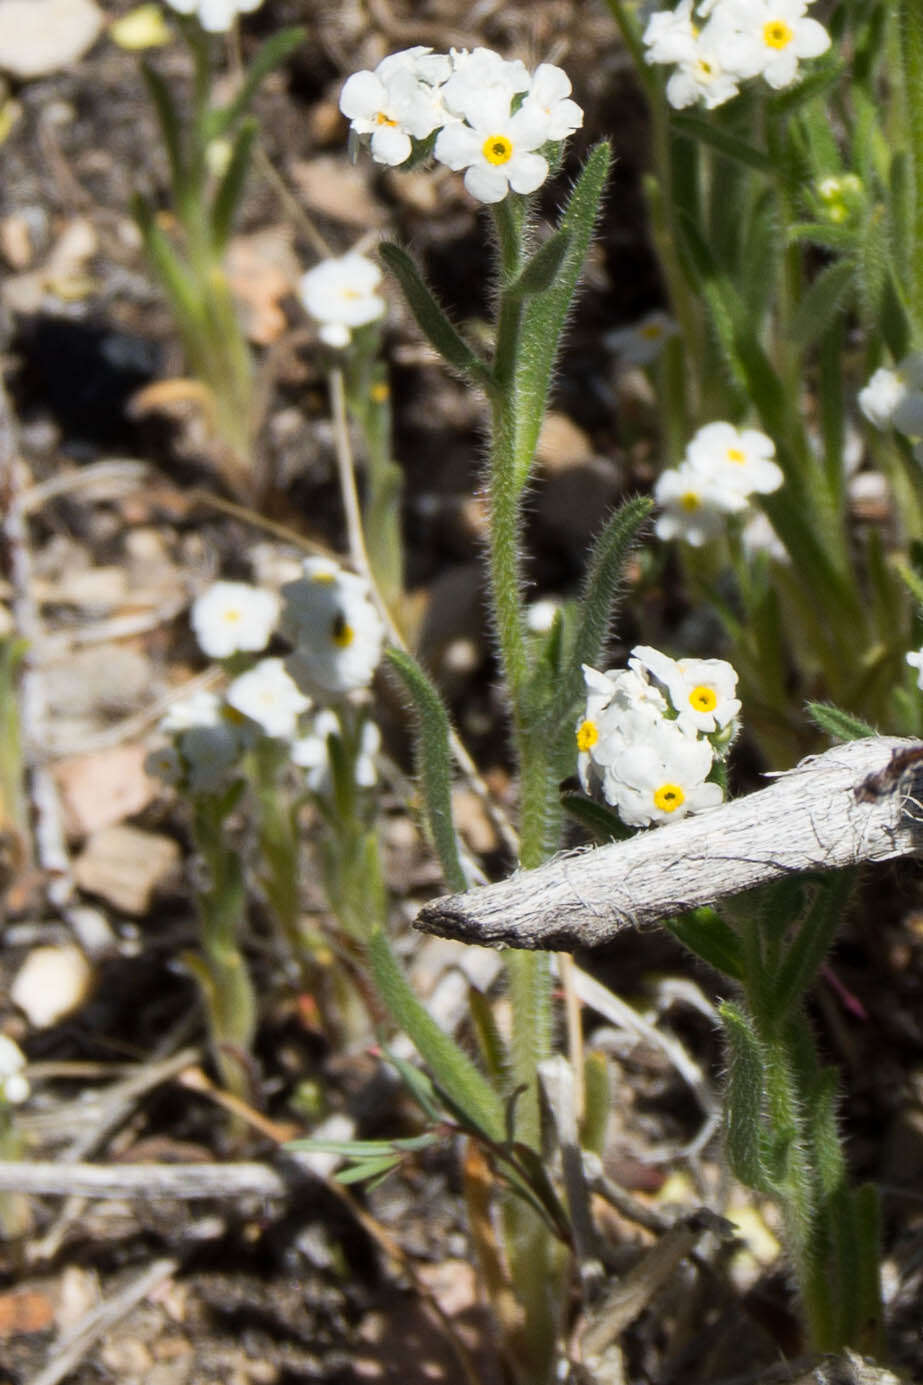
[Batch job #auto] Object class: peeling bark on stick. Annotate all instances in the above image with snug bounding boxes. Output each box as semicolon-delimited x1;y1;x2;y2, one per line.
415;737;923;951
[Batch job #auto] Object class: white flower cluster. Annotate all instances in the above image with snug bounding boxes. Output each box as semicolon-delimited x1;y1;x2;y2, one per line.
576;646;740;828
298;254;386;350
643;0;831;111
340;45;583;204
165;0;263;34
858;354;923;464
146;565;385;795
654;420;784;546
0;1034;29;1106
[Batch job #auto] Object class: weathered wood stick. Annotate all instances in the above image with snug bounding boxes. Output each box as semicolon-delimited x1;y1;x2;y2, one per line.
415;737;923;951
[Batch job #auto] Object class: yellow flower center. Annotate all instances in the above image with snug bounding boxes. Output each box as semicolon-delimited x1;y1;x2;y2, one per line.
222;705;248;726
653;782;685;812
640;323;664;340
331;612;355;648
576;719;599;752
680;491;702;511
695;57;716;79
371;382;390;403
375;111;398;126
312;572;336;585
726;447;746;464
482;133;513;166
763;19;793;49
689;685;717;713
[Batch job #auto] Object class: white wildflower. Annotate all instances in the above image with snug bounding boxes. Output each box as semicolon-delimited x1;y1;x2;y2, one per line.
630;644;741;737
440;47;531;122
340;57;447;166
685;420;784;497
191;580;279;660
605;310;679;366
0;1035;29;1105
907;648;923;691
299;254;386;350
161;689;223;734
653;462;746;546
858;367;906;430
519;63;583;141
604;718;723;827
714;0;831;91
281;559;385;696
576;664;668;795
434;86;552;203
145;743;184;787
226;658;311;740
164;0;263;33
292;710;381;792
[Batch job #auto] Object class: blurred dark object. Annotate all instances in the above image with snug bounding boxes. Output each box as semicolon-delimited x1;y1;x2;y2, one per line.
11;314;163;457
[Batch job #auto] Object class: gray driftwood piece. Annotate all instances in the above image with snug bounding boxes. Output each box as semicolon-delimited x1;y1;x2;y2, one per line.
416;736;923;951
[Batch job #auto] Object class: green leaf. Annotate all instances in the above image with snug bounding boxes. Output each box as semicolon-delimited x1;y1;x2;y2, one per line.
468;986;509;1087
549;493;653;727
580;1051;610;1157
805;701;877;742
335;1155;402;1185
132;192;207;350
381;1047;446;1124
366;927;505;1143
385;648;467;894
772;871;854;1018
788;258;855;349
379;243;490;384
787;221;861;252
141;61;185;200
665;908;744;982
211;117;258;253
559;786;632;843
208;27;306;139
720;1001;768;1191
669;112;773;174
506;229;572;299
512;141;612;489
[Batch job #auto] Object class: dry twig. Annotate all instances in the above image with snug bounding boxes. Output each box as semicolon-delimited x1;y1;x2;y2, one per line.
416;738;923;951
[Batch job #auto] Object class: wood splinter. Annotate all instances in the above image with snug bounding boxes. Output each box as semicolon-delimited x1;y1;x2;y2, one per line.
415;737;923;952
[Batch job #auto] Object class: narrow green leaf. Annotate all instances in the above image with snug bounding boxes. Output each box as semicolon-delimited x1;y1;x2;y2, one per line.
559;787;632;843
669;112;773;174
850;1184;884;1356
550;493;653;726
385;647;467;894
788;258;855;349
336;1155;402;1184
381;1047;446;1124
720;1001;768;1191
208;27;306;138
132;192;207;347
772;872;854;1018
665;908;744;982
366;927;505;1143
379;242;490;383
507;229;572;299
805;701;877;741
787;221;861;251
806;1066;844;1199
580;1051;610;1157
468;986;509;1087
211;117;258;253
141;61;185;199
512;141;612;488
